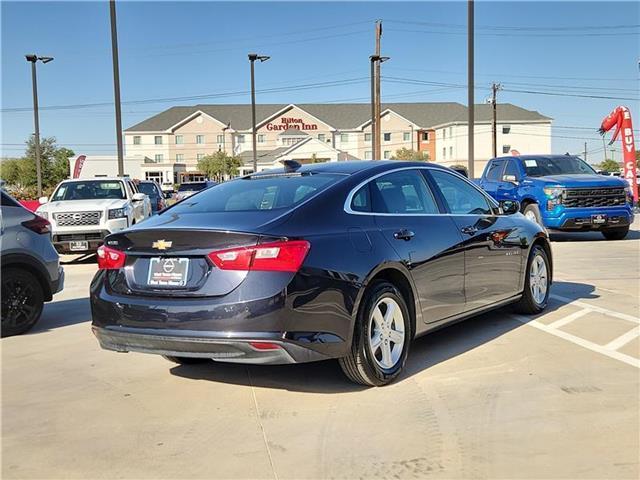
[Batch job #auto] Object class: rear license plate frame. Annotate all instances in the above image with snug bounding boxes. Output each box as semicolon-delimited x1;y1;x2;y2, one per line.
147;257;190;287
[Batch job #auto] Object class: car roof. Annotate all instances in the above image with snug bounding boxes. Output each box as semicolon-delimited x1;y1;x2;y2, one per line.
252;160;452;176
60;177;129;183
493;154;581;162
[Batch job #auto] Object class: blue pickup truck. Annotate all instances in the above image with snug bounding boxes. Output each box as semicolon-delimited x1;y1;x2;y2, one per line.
478;155;634;240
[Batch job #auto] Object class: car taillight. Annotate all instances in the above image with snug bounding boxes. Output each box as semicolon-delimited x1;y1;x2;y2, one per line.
22;215;51;234
96;245;126;270
208;240;310;272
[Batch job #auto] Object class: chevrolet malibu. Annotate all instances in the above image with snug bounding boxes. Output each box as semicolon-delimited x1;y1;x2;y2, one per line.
91;161;552;386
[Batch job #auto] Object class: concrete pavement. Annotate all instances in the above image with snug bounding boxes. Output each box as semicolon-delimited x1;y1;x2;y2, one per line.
2;223;639;479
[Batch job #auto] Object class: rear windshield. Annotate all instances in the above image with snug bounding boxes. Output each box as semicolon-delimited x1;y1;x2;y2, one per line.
138;183;159;196
169;173;340;213
51;181;125;201
178;183;207;192
521;156;596;177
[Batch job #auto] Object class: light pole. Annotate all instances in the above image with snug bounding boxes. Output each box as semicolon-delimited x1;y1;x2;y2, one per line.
369;54;389;160
25;54;53;198
109;0;124;177
248;53;270;173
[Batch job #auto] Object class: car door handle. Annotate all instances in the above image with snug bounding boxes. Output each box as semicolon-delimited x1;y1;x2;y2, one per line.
393;229;415;241
460;226;478;235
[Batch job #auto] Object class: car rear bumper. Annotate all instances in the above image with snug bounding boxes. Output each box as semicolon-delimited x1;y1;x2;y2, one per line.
92;326;332;365
543;207;633;231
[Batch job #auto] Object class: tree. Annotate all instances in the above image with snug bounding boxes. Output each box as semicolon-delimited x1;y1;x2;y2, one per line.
391;148;430;161
598;158;621;173
198;151;243;181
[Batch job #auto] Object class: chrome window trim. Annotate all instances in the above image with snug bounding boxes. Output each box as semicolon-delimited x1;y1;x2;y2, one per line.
343;165;500;217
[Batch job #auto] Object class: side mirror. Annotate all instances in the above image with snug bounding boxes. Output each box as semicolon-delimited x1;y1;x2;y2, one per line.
502;174;518;184
500;199;520;215
38;196;49;204
132;192;146;202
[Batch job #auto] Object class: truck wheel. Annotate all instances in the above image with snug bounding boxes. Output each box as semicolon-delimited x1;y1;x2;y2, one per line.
602;226;629;240
523;203;543;226
1;268;44;337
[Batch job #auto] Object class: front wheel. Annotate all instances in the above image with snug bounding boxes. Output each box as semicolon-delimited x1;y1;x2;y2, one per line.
602;226;629;240
514;245;551;314
339;281;411;387
1;268;45;337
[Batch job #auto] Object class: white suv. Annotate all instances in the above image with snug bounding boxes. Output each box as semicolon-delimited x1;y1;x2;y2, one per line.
36;178;152;254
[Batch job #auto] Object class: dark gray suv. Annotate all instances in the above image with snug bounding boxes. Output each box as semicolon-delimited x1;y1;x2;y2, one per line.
1;191;64;336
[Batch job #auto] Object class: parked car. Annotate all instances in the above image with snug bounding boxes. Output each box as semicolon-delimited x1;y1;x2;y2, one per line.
90;161;552;386
35;177;152;254
478;155;634;240
1;191;64;337
137;180;167;214
174;181;217;202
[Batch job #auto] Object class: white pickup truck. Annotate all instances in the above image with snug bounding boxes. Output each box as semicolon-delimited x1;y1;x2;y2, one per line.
35;177;152;254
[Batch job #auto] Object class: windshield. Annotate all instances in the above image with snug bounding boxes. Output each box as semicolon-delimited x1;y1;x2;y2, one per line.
179;183;207;192
51;181;125;201
521;156;596;177
138;183;159;196
169;173;340;213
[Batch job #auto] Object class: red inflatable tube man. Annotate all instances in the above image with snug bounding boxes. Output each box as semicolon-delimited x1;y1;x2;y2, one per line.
599;106;638;202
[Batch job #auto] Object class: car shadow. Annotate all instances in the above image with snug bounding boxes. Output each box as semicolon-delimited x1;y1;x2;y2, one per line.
60;254;97;265
29;297;91;333
170;280;596;393
550;227;639;242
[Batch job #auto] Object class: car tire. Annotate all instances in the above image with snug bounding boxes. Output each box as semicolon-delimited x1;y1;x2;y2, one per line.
514;245;551;315
339;281;411;387
162;356;211;365
601;226;629;240
1;268;45;337
522;203;543;226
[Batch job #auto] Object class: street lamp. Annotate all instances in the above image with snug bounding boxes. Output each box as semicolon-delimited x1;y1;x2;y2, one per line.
369;55;389;160
248;53;270;173
25;54;54;197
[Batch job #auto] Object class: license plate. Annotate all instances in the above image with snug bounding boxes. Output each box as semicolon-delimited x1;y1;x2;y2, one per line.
70;240;89;251
147;258;189;287
591;214;608;225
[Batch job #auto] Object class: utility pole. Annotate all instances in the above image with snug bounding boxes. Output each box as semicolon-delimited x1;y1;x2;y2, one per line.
374;20;382;160
248;53;270;173
109;0;124;177
583;142;587;162
467;0;475;177
491;82;501;159
370;54;376;160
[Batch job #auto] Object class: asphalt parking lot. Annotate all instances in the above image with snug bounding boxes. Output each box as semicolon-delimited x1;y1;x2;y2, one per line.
3;222;639;479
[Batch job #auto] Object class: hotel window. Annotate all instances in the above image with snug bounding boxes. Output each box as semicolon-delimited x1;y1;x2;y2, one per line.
175;135;183;145
383;150;391;159
216;134;224;144
364;133;372;142
442;147;446;159
318;133;326;142
340;133;349;143
154;154;164;162
403;132;411;142
449;146;453;158
502;125;511;134
422;132;429;141
133;136;141;145
197;153;205;161
154;136;163;145
442;129;446;140
258;134;265;143
176;154;184;162
364;151;372;160
237;135;245;144
503;145;511;154
449;126;453;136
196;135;205;144
383;133;391;142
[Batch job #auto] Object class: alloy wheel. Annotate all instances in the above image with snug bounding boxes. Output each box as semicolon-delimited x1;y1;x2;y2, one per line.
1;278;38;329
368;297;406;369
529;254;548;305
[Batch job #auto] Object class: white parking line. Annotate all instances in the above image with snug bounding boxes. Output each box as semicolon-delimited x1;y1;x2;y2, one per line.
550;294;640;324
605;325;640;351
546;308;592;329
512;315;640;369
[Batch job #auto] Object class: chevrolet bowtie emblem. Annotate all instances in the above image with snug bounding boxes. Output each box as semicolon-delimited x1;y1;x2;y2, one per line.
152;239;172;250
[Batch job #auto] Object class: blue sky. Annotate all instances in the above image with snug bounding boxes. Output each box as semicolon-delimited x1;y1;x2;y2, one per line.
1;1;638;163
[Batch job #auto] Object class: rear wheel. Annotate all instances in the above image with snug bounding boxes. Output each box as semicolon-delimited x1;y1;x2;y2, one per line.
162;356;211;365
339;281;411;387
1;268;44;337
522;203;543;226
601;226;629;240
514;245;550;314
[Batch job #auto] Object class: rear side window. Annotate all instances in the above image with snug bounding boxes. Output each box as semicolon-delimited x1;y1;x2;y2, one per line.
138;183;159;196
485;160;505;181
370;170;439;214
503;159;520;179
429;170;493;215
350;184;371;212
169;173;340;213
